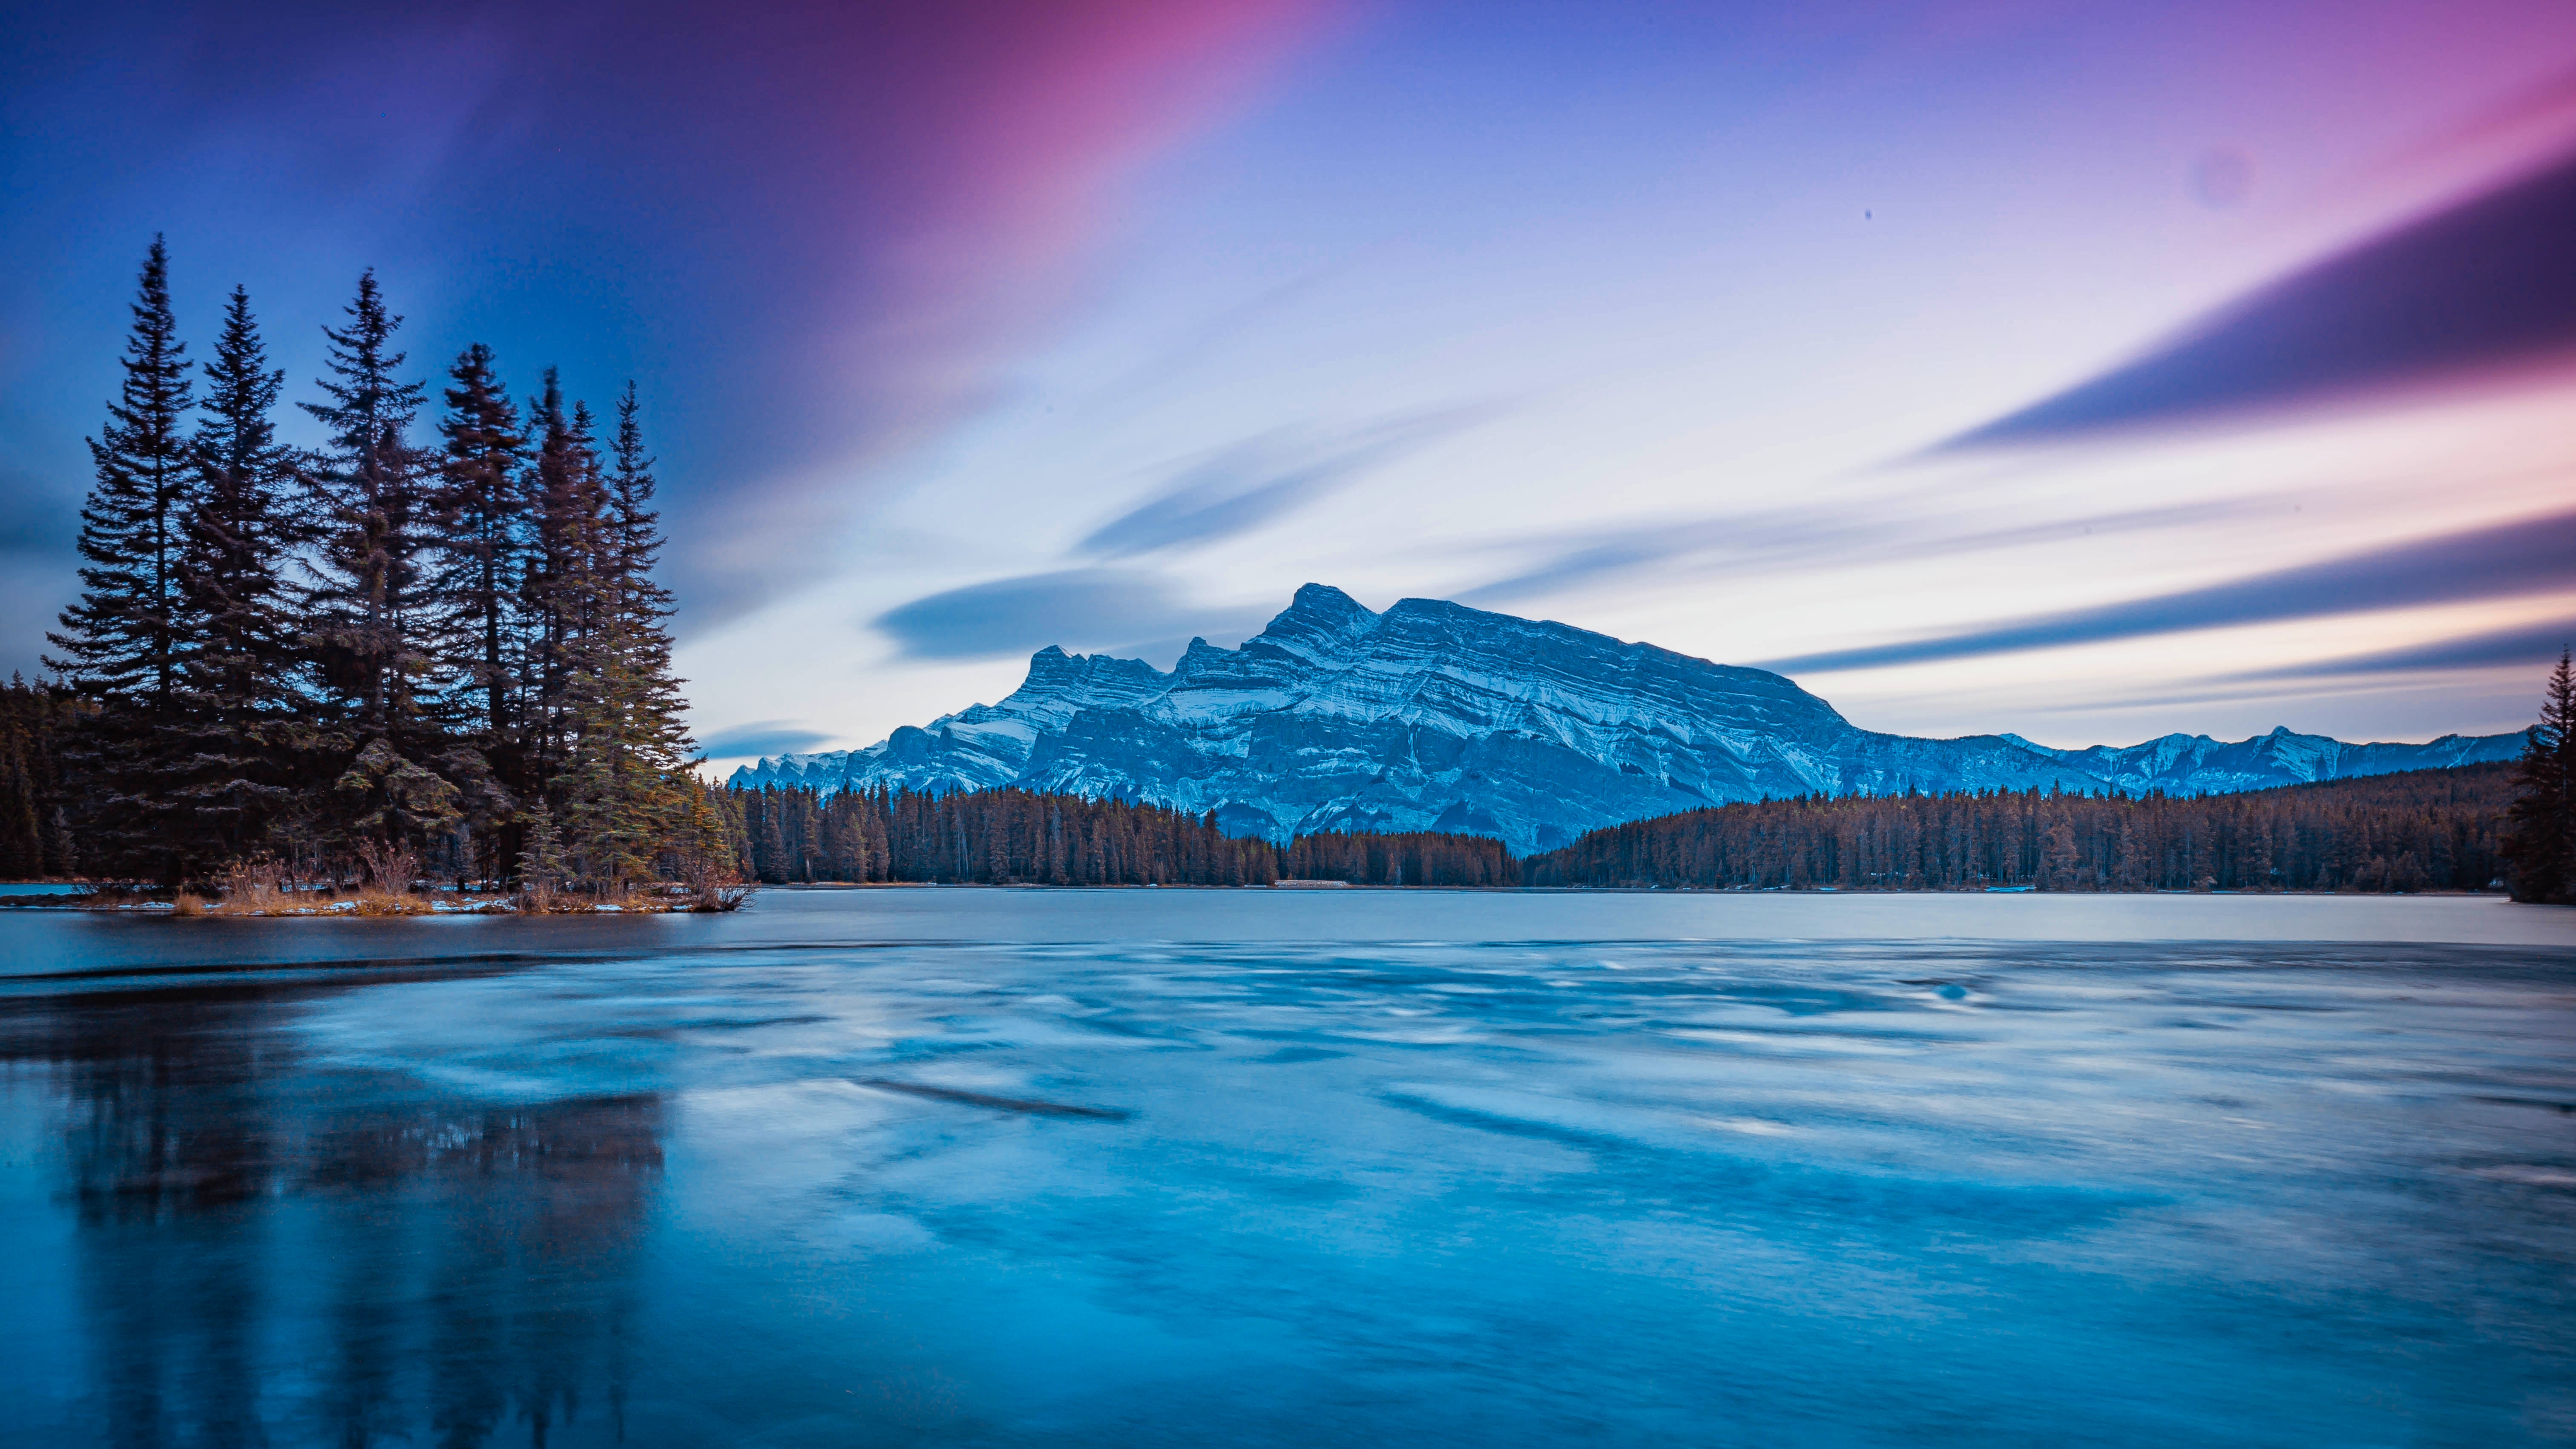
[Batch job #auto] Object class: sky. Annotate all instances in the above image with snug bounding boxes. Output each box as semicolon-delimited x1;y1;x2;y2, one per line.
4;0;2574;768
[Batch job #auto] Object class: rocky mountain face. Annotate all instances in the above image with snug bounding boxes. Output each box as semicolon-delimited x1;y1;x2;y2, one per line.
730;584;2522;854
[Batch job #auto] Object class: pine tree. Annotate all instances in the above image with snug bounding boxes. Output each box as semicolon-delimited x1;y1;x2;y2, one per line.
168;286;308;862
519;371;601;803
48;238;196;709
301;269;433;739
671;776;743;892
300;271;499;857
2503;649;2576;905
517;800;566;908
590;384;696;880
516;381;697;889
527;391;619;879
44;238;197;879
431;342;528;744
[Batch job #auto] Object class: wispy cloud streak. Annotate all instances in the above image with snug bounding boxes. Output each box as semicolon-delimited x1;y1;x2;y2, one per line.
2228;616;2576;680
1941;147;2576;447
1760;508;2576;674
875;569;1195;661
1079;406;1496;559
697;721;839;759
1459;499;2277;610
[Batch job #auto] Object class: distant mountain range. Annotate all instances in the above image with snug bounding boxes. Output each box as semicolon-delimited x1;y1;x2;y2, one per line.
729;584;2522;853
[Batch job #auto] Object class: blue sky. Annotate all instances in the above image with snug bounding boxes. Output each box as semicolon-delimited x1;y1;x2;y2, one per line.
5;1;2573;765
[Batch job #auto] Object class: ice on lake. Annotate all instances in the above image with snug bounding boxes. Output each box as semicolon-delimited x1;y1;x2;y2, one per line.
3;889;2572;1446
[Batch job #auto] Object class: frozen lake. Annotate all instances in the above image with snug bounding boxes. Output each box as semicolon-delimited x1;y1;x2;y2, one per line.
3;890;2573;1445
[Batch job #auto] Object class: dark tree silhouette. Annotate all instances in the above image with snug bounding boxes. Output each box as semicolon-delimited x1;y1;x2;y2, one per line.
1525;765;2516;894
430;342;529;744
168;286;309;861
43;239;197;879
299;271;503;858
2502;649;2576;904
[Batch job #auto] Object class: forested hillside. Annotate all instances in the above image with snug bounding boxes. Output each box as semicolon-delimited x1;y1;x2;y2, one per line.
721;784;1504;887
725;785;1518;887
1280;828;1518;887
731;785;1280;886
1524;764;2518;892
722;765;2531;895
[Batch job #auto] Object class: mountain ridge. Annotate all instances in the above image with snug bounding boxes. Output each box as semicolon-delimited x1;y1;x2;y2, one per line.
730;584;2522;853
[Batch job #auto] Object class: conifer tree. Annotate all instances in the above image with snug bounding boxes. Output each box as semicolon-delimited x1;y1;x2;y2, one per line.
586;383;696;878
607;383;690;773
300;271;498;857
519;371;602;799
431;342;528;743
169;286;307;861
2503;649;2576;904
301;269;434;738
517;800;566;908
44;238;196;878
671;776;743;892
519;382;696;888
529;394;619;877
48;238;196;708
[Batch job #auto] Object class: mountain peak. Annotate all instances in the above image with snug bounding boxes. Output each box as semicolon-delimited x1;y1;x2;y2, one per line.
729;584;2524;850
1276;582;1375;629
1005;645;1168;711
1251;583;1382;664
1019;643;1084;689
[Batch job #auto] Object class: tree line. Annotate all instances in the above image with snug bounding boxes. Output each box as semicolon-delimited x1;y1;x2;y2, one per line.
727;785;1517;887
724;759;2549;897
29;239;724;891
1280;828;1519;887
1522;762;2529;893
0;679;77;880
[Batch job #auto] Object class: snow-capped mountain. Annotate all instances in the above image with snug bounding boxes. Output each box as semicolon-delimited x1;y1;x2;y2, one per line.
730;584;2523;853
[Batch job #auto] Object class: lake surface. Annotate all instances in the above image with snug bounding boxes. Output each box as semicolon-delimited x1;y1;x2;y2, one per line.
3;890;2572;1446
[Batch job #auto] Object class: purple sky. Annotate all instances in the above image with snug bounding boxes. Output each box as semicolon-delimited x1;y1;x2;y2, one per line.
5;0;2573;762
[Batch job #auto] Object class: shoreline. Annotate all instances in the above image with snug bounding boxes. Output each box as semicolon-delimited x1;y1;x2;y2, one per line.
0;881;2538;914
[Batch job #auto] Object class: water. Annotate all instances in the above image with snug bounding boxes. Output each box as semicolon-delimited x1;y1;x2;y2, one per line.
3;890;2572;1446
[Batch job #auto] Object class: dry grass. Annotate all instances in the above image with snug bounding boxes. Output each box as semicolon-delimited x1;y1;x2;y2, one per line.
677;861;755;912
349;887;434;916
352;840;420;893
686;882;754;912
208;858;294;915
170;892;208;917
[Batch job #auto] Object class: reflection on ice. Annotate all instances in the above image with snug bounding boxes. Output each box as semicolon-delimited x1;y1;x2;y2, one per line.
0;891;2571;1446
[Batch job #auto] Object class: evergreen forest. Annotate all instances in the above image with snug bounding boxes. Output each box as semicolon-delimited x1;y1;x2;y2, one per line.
717;755;2558;897
26;240;725;898
1521;760;2550;895
727;785;1516;887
